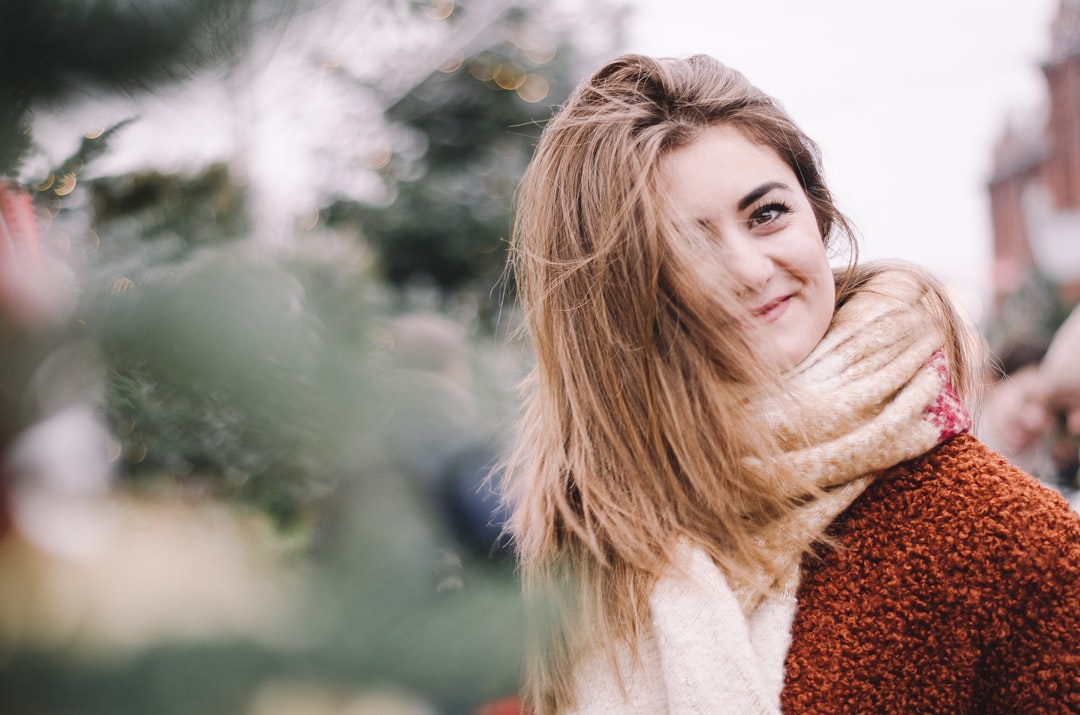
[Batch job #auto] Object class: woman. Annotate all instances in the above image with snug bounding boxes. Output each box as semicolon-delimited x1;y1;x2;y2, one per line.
503;54;1080;714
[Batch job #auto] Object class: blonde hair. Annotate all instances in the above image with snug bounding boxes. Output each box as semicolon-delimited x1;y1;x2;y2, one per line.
504;54;980;714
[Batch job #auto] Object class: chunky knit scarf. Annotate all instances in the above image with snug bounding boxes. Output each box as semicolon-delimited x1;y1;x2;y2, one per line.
568;269;972;715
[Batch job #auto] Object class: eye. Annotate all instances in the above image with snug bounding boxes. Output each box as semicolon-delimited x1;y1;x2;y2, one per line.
748;201;793;229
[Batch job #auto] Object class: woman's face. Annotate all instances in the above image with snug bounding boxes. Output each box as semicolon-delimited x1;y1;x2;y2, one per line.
662;125;836;369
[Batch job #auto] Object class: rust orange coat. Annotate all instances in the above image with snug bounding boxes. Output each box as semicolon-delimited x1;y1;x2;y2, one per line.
783;434;1080;713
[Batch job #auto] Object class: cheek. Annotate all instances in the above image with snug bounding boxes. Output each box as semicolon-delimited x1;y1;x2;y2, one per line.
778;241;835;368
805;243;836;329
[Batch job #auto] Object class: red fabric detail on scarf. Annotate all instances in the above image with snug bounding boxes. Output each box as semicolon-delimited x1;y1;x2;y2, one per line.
923;350;972;442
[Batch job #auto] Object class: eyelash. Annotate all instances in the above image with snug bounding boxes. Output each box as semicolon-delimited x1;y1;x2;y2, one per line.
748;200;794;228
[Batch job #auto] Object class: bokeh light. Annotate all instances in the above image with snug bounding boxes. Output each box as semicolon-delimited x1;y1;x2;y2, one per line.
438;52;464;73
492;63;526;91
54;173;77;196
516;73;550;103
467;56;496;82
423;0;454;21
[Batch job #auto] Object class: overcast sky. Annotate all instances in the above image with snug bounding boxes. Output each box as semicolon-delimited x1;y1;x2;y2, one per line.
618;0;1060;321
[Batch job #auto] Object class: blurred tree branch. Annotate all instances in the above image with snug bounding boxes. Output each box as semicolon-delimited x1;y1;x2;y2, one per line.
0;0;298;178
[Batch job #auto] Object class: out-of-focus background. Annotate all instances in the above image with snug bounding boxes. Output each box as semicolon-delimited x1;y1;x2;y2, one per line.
2;0;1080;712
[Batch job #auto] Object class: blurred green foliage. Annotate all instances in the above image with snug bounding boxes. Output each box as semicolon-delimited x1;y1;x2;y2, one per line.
0;0;297;178
983;266;1070;359
89;163;251;245
322;5;586;328
5;159;527;712
0;0;626;711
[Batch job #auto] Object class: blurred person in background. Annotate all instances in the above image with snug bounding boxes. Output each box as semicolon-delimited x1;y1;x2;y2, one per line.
978;335;1056;481
1039;305;1080;502
386;313;511;579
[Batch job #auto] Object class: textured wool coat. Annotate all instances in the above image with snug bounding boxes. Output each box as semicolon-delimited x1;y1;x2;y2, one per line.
782;433;1080;714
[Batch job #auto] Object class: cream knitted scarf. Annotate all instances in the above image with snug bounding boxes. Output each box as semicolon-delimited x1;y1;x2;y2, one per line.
568;269;972;715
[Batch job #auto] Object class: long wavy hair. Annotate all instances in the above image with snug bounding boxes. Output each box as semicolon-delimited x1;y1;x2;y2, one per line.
504;53;980;714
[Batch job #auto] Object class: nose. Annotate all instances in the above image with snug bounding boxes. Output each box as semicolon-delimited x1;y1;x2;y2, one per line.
726;234;774;292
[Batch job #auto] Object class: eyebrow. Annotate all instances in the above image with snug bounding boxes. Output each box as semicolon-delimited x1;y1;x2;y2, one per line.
737;181;790;211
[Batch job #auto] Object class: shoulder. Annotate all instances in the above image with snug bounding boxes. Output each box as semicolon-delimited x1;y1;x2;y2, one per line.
822;432;1080;613
853;433;1080;538
786;434;1080;712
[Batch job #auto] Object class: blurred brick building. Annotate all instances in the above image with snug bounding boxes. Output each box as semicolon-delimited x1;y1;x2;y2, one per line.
989;0;1080;330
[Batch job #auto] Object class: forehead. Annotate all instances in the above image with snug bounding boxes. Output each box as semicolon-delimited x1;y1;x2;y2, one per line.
660;125;797;209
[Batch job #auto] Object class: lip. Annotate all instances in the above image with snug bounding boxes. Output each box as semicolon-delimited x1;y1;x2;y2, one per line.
749;294;792;323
